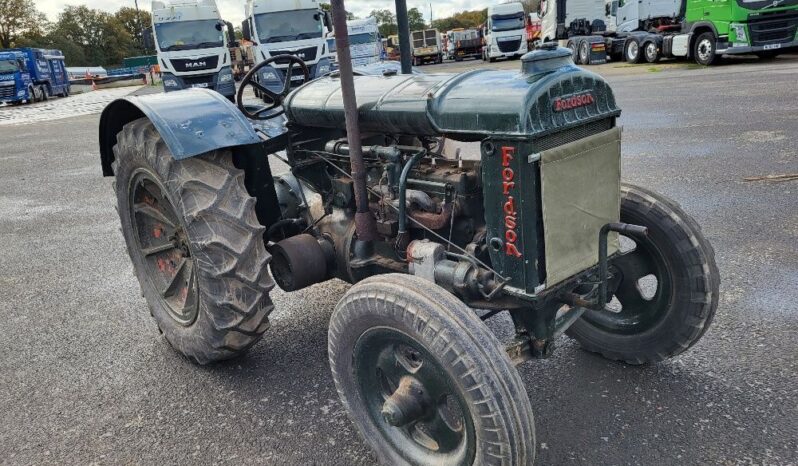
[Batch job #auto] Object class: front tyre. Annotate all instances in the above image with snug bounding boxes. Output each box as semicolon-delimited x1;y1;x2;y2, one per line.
693;32;717;66
113;118;275;364
566;184;719;364
329;274;535;465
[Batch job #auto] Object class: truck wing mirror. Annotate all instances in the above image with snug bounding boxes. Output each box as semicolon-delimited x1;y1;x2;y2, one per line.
215;21;223;31
226;21;236;47
242;20;251;41
605;4;610;16
324;11;333;32
143;27;155;50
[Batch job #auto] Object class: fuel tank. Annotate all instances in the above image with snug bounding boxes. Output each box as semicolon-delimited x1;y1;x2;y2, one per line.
283;47;620;141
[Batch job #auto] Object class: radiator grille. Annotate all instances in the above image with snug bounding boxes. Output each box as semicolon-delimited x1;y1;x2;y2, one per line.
498;38;522;53
533;118;614;152
0;85;16;98
749;13;798;46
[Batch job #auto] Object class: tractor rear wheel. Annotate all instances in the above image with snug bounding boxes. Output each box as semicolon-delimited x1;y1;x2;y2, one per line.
113;118;274;364
329;274;535;465
566;184;719;364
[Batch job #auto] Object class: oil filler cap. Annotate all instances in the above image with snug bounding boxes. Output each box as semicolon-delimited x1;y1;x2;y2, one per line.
521;45;574;75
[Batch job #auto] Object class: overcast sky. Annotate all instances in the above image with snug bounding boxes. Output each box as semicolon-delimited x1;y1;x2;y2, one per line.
38;1;494;26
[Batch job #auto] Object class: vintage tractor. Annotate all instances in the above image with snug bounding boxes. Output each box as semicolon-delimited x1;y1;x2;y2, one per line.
98;40;718;464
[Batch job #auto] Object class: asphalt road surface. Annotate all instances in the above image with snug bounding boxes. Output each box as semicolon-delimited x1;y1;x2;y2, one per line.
1;55;797;465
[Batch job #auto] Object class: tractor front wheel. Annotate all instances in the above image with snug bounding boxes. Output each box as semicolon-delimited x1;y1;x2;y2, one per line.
329;274;536;465
113;118;275;364
566;184;719;364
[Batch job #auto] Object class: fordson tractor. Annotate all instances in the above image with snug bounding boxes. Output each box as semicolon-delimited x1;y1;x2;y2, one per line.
98;10;719;462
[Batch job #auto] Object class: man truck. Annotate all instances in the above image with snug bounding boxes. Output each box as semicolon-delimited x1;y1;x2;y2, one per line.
540;0;798;65
483;2;529;62
152;0;236;99
327;17;382;67
0;48;70;105
242;0;333;91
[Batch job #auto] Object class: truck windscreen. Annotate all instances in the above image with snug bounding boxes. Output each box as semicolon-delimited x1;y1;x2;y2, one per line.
736;0;798;9
0;60;20;73
492;13;525;32
255;9;323;43
155;20;224;51
327;33;377;53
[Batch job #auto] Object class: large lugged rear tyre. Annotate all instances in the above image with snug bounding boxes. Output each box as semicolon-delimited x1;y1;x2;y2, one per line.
567;184;719;364
113;118;274;364
329;274;535;466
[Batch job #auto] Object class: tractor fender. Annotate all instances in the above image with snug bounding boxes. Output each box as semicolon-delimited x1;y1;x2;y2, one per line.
99;88;261;176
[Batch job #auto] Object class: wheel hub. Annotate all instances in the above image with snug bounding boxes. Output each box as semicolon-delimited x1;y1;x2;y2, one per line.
382;376;431;427
129;171;199;326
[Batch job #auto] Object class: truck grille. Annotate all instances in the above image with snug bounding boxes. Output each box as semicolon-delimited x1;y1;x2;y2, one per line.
748;12;798;46
182;74;214;87
170;56;218;72
0;85;15;99
269;46;317;63
498;38;522;53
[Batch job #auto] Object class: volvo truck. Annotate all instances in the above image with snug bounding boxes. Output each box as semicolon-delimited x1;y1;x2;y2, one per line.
541;0;798;65
242;0;333;92
152;0;235;99
0;48;70;105
483;2;529;62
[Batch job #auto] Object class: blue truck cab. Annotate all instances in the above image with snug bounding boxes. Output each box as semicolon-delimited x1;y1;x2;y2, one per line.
0;48;70;105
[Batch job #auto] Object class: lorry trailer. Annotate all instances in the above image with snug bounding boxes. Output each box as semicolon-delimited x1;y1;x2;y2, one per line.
540;0;798;65
151;0;236;99
446;28;482;61
411;29;443;65
0;48;70;105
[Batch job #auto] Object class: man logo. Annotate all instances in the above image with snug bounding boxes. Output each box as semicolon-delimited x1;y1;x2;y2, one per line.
185;61;207;69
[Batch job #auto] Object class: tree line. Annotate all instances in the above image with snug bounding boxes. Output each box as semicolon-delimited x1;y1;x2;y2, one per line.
0;0;151;67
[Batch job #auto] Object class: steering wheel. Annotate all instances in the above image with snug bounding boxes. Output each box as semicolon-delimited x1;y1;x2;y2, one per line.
236;55;310;120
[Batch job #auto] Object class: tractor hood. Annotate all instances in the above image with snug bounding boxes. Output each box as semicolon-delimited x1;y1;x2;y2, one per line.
284;47;620;141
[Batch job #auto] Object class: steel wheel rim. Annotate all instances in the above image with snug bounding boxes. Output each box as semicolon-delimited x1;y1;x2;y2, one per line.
128;169;199;326
698;39;712;61
645;43;656;61
627;42;639;60
353;327;476;465
583;232;673;334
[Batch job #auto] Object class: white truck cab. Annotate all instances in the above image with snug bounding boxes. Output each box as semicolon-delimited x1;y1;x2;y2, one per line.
152;0;235;99
484;2;528;62
327;17;382;68
539;0;608;41
243;0;333;91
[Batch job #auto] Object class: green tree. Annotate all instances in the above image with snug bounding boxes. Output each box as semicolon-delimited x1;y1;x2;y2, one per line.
407;7;426;31
432;9;488;31
53;6;134;66
114;7;152;54
0;0;46;48
320;3;357;20
369;9;397;37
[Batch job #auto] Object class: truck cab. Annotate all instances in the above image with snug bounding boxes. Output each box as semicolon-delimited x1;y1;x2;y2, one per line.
485;2;529;61
685;0;798;63
152;0;235;100
242;0;333;92
327;17;382;68
0;48;70;105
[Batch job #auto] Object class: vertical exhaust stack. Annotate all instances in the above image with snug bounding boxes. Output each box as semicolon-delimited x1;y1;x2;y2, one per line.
330;0;377;252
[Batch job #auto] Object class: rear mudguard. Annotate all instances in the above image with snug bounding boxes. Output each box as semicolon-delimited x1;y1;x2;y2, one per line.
99;88;262;176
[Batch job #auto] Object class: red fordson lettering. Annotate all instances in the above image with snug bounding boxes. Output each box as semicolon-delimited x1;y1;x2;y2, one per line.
553;92;595;112
501;146;522;258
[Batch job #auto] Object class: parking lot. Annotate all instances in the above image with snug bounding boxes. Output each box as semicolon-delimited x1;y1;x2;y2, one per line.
1;54;797;465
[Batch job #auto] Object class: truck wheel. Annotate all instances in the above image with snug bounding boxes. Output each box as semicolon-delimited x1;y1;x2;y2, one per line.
567;40;578;62
578;40;590;64
329;274;535;465
113;118;274;364
643;41;660;63
567;185;720;364
624;38;642;64
566;184;719;364
693;32;717;66
39;85;49;101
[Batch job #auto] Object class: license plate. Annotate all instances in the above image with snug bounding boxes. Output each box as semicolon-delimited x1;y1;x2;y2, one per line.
191;83;209;88
291;74;304;81
763;43;781;50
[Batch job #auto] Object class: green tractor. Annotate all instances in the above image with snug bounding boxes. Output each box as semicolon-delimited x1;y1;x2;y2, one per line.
99;41;719;464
